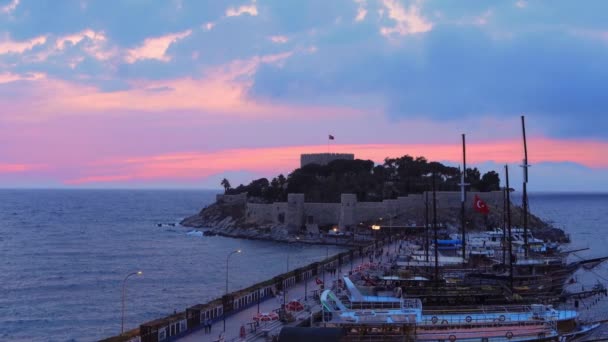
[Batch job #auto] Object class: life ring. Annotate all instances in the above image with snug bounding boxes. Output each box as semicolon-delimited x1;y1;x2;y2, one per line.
498;315;506;322
441;319;449;325
506;331;513;339
431;316;438;324
465;316;472;323
449;335;457;341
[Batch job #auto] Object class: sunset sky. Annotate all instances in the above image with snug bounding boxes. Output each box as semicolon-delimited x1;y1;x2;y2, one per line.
1;0;607;191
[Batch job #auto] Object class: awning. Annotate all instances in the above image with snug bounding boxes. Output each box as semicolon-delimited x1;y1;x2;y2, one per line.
278;327;346;342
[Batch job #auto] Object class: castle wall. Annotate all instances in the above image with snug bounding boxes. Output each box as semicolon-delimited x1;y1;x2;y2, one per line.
216;193;247;205
244;191;504;229
272;203;288;225
286;194;305;233
245;203;273;224
339;194;357;230
300;153;355;167
302;203;341;226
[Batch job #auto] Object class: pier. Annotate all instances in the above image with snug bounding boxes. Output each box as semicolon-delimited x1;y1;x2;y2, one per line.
101;236;401;342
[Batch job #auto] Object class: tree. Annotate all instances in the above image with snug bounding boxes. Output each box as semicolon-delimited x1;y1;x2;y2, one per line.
479;171;501;191
220;178;231;194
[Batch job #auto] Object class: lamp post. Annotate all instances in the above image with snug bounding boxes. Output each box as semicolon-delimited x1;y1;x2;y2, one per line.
371;225;381;261
121;271;142;334
224;249;241;332
284;254;289;307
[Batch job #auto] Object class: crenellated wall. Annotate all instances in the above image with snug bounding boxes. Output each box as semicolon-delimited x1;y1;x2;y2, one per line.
245;191;503;232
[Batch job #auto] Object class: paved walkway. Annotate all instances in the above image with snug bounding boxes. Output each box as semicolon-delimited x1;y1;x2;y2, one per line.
178;241;400;342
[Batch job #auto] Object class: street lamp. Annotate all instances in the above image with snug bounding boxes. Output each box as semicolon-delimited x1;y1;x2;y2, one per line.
224;249;241;332
121;271;143;334
371;225;381;261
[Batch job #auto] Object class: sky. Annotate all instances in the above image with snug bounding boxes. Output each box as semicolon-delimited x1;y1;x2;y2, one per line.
1;0;607;191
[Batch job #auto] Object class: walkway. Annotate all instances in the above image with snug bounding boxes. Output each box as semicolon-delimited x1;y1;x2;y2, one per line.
178;241;400;342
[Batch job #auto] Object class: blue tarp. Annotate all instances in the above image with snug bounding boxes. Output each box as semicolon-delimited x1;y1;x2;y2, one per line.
437;239;462;245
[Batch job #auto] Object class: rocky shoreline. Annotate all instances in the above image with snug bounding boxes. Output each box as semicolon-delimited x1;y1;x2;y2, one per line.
180;195;570;244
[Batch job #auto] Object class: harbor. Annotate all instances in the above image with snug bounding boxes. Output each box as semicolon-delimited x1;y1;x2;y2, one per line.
99;215;608;342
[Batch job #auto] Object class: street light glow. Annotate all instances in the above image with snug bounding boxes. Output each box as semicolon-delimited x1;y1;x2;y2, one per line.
371;225;381;230
136;271;143;276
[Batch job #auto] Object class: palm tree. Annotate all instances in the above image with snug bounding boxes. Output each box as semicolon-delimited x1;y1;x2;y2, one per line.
220;178;231;194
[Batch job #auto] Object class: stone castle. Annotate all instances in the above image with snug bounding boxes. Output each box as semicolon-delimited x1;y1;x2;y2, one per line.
300;153;354;167
215;152;503;233
217;191;504;234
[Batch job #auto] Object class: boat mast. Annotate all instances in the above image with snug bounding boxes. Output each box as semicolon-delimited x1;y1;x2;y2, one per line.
521;115;530;258
502;185;507;267
460;134;468;263
505;164;513;291
425;191;430;262
432;172;439;282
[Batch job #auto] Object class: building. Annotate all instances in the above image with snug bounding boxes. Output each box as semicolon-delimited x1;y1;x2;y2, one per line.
300;153;355;168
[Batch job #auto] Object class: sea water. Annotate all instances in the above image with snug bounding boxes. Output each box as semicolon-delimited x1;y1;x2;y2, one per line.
0;190;345;341
1;190;607;341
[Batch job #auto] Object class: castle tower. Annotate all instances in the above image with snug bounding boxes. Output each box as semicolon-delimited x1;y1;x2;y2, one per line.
339;194;357;231
286;193;305;233
300;153;355;167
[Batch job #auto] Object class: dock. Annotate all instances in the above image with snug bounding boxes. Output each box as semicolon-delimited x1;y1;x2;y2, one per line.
177;241;400;342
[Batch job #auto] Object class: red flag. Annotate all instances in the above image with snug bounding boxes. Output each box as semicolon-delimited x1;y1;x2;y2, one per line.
473;195;490;214
328;134;334;140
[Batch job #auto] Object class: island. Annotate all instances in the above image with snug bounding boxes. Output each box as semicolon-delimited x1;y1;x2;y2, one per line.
181;153;567;244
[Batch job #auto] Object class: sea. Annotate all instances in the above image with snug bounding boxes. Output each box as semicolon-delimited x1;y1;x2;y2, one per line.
1;190;607;341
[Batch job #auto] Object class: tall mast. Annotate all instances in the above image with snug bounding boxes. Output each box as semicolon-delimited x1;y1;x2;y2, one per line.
459;134;468;263
425;191;430;262
502;185;507;267
521;115;530;258
432;172;439;282
505;165;513;291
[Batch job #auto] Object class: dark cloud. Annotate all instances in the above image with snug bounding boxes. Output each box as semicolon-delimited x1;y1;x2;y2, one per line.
250;22;608;139
1;0;225;44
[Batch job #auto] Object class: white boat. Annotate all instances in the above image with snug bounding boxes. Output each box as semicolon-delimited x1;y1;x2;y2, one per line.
319;289;598;341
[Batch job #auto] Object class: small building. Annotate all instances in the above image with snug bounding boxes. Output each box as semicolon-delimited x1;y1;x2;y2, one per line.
300;153;355;167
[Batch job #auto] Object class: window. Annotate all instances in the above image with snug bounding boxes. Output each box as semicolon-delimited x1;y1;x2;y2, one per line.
158;329;167;341
278;213;285;223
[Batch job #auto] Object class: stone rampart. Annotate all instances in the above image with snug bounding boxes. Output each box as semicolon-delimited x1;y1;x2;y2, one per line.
245;203;273;224
216;192;247;205
300;153;355;167
302;203;341;226
244;191;504;231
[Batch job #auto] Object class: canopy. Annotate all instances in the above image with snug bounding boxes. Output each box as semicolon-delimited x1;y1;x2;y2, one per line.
278;327;346;342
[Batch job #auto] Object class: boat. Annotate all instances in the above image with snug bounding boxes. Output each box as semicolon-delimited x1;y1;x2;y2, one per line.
319;289;599;341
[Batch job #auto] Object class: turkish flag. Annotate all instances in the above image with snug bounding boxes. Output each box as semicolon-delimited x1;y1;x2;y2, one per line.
473;195;490;214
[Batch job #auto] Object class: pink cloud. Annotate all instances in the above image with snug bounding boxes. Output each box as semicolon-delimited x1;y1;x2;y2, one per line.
380;0;433;38
61;137;608;185
269;35;289;44
0;72;45;84
0;51;363;122
1;0;19;14
226;2;258;17
125;29;192;63
0;33;47;55
0;163;42;173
